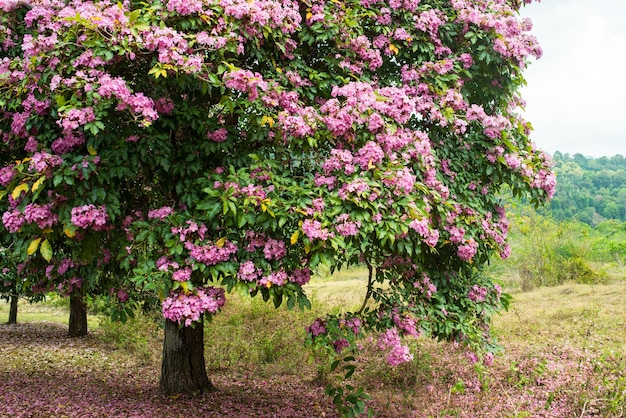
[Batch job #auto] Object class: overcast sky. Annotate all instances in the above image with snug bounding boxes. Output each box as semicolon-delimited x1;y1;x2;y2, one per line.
519;0;626;158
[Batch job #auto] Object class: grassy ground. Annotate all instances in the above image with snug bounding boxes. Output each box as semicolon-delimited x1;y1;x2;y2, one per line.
1;276;625;417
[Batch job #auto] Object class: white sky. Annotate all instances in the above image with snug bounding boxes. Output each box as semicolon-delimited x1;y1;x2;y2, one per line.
519;0;626;158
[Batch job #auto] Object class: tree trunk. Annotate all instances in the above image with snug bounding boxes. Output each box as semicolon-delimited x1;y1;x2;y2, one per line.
160;318;214;395
7;295;18;324
68;293;88;337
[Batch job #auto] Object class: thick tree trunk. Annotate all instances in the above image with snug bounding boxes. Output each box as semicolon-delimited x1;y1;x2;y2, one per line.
160;318;214;395
7;295;18;324
68;293;88;337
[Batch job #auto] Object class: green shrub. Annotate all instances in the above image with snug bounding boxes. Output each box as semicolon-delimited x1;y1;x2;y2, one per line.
97;311;161;365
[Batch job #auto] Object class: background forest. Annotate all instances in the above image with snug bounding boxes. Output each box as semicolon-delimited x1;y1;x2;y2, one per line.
548;152;626;225
489;152;626;292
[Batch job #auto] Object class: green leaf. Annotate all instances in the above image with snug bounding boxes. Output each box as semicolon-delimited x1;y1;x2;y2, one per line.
40;239;53;262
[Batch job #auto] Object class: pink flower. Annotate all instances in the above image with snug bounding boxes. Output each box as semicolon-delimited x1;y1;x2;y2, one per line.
162;286;226;327
457;239;478;261
172;267;192;282
147;206;174;220
0;165;16;186
117;289;129;303
207;128;228;142
263;238;287;260
71;204;108;230
2;210;25;233
237;260;260;282
354;141;384;169
302;219;331;240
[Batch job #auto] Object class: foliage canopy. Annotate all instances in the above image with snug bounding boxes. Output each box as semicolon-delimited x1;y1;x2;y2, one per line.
1;0;553;397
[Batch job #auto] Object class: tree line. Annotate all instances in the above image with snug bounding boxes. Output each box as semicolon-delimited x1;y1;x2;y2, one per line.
548;152;626;225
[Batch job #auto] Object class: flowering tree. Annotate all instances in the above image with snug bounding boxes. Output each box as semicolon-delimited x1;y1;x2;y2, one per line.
0;0;553;403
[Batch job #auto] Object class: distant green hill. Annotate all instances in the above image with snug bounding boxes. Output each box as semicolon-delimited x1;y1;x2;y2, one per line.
548;152;626;225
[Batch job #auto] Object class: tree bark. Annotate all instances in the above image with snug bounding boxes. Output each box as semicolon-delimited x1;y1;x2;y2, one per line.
68;293;88;337
160;317;214;395
7;295;18;324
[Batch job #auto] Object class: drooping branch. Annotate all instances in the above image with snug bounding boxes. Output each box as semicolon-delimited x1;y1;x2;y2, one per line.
357;258;374;316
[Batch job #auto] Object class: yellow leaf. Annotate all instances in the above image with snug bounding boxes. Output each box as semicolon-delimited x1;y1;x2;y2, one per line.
11;183;29;200
306;11;313;20
64;227;76;238
260;115;275;128
290;230;300;245
389;44;399;54
31;176;45;193
87;145;97;156
27;238;42;256
40;239;53;262
215;237;227;248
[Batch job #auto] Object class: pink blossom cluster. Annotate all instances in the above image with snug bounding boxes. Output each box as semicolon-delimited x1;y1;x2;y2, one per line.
337;177;370;201
70;204;108;230
166;0;204;15
212;181;270;206
302;219;332;241
413;273;437;299
409;218;439;248
56;277;83;297
306;317;327;337
263;238;287;260
171;220;208;242
141;26;202;73
259;269;288;287
156;256;180;272
322;149;355;175
155;97;174;115
467;285;488;303
220;0;303;36
147;206;174;220
23;203;58;229
237;260;260;282
290;267;311;285
51;131;85;155
383;167;416;196
377;328;414;367
392;311;420;338
320;82;417;138
2;209;24;233
224;69;268;101
237;261;311;287
453;0;542;66
457;239;478;261
57;107;95;132
96;73;158;126
172;267;192;282
207;128;228;143
334;214;361;237
0;165;15;186
189;240;238;265
28;151;62;174
162;286;226;327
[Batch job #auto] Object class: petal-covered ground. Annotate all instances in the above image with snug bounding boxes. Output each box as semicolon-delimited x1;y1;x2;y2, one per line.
1;283;625;417
0;322;337;418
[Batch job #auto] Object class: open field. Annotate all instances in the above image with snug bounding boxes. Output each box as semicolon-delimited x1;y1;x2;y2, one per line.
1;276;625;417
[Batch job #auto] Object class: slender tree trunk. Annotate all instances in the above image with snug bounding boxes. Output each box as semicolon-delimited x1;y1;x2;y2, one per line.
7;295;18;324
68;293;88;337
160;317;214;395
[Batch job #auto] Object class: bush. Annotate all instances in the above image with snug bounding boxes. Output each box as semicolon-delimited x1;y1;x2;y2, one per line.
496;213;610;290
97;311;161;365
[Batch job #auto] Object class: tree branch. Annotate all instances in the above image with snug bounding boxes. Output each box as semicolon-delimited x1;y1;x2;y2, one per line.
357;259;374;316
